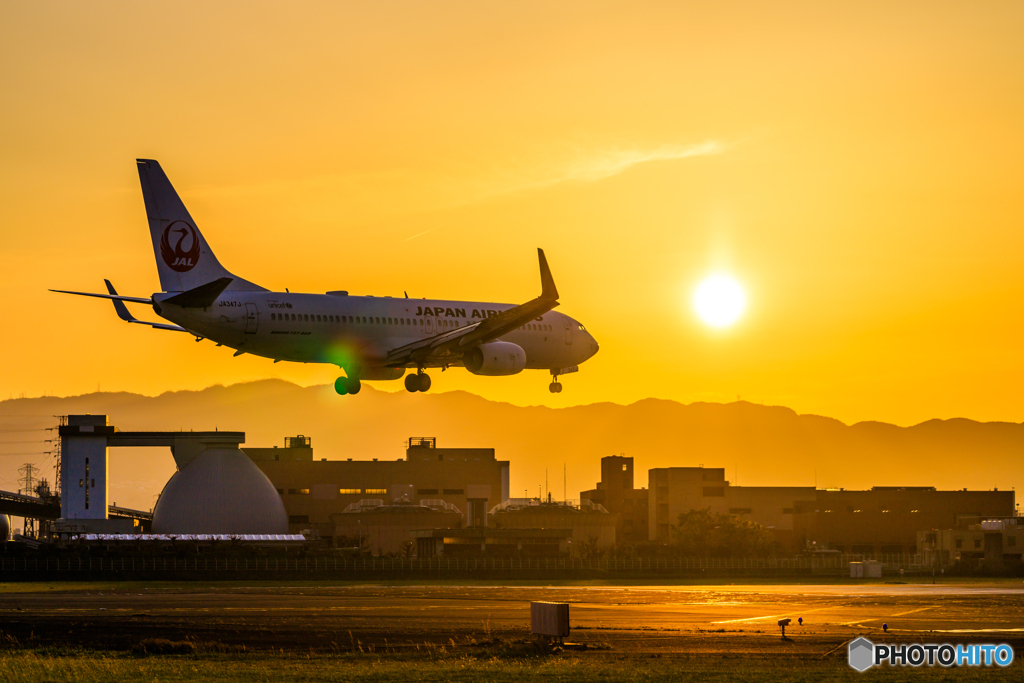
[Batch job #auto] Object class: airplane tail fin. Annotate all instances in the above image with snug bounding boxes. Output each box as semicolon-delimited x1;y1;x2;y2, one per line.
136;159;267;293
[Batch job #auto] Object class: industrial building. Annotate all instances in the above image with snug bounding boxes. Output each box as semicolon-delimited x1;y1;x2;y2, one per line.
918;516;1023;567
248;436;510;542
491;497;617;553
794;487;1016;555
332;498;464;556
648;465;813;547
581;455;1015;554
580;455;648;545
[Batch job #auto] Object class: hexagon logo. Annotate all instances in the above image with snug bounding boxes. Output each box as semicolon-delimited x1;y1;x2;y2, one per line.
848;637;875;672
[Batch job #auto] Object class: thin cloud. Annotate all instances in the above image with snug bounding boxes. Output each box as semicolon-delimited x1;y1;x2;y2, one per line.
404;227;438;242
554;140;729;185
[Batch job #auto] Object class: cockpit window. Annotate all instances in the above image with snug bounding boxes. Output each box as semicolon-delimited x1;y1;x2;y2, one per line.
578;324;586;331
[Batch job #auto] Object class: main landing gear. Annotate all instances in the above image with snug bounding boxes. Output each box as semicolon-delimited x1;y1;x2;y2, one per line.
335;376;361;395
549;371;563;393
405;371;431;393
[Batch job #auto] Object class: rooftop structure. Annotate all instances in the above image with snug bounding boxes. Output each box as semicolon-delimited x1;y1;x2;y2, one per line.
249;436;509;539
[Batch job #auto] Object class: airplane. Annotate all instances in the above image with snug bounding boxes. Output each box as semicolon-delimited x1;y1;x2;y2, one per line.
53;160;599;396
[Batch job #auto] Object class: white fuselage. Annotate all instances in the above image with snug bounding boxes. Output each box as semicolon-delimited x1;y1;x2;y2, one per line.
152;291;599;375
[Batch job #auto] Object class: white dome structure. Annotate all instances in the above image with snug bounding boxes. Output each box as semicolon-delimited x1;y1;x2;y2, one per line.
0;513;10;541
152;448;288;534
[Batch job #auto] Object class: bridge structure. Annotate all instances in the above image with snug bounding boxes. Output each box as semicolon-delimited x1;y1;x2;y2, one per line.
1;415;245;538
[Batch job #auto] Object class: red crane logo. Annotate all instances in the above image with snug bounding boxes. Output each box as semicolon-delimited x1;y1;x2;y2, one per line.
160;221;201;272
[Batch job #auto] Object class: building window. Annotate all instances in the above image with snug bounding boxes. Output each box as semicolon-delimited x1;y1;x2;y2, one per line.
955;539;962;548
974;540;982;549
289;515;309;524
288;488;310;495
729;508;753;515
365;488;387;495
782;507;794;514
443;489;464;495
417;488;439;495
622;464;628;471
702;487;725;497
339;488;361;495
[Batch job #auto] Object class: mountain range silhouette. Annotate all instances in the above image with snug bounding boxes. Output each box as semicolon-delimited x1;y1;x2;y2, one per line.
1;380;1019;513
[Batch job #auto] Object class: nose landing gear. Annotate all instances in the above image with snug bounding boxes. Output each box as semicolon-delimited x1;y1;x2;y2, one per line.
334;376;362;395
405;371;431;393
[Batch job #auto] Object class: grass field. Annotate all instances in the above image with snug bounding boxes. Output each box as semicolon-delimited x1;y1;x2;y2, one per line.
1;649;1020;683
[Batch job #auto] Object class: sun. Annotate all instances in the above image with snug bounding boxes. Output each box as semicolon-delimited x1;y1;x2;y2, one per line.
693;274;746;328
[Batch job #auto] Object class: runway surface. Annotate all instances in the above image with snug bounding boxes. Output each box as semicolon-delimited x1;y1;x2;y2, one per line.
3;582;1024;654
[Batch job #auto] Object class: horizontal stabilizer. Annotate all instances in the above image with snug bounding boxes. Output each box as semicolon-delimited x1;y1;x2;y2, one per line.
49;288;153;304
104;280;186;332
163;277;233;308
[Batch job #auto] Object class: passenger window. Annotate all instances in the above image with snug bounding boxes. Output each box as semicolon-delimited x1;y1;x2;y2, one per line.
316;315;321;322
271;313;275;321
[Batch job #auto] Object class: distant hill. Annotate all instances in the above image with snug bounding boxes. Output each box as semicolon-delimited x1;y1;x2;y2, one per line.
1;381;1020;512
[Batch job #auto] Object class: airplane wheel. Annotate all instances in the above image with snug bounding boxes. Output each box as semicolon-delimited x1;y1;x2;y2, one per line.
334;377;348;395
549;382;559;393
555;382;563;393
347;378;361;395
405;374;419;393
417;373;432;392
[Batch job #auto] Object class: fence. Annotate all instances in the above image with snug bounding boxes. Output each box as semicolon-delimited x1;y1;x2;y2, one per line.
0;553;928;578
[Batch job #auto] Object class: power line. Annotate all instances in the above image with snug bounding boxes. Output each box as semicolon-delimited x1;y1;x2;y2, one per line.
0;429;46;433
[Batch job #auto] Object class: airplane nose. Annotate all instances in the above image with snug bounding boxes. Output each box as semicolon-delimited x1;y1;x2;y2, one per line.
587;333;599;359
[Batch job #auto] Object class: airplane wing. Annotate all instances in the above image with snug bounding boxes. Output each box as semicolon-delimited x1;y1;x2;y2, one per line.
384;248;559;368
51;281;186;332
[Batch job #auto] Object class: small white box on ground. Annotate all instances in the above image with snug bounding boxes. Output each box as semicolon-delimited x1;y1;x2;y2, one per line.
864;561;882;578
531;601;570;637
849;561;863;578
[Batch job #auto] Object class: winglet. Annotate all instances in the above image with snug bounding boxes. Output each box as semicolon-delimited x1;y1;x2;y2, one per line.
104;279;136;322
538;248;559;302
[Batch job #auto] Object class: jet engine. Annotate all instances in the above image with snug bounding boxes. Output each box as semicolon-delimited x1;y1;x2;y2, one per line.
463;341;527;376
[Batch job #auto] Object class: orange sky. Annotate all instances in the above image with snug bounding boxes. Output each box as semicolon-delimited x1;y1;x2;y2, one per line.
2;2;1023;426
